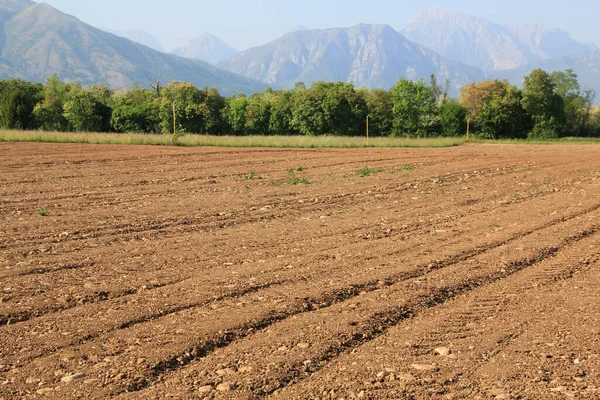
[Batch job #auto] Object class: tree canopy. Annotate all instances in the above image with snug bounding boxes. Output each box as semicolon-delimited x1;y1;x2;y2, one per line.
0;70;597;138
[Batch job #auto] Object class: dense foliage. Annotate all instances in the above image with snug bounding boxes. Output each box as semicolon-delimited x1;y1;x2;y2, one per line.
1;70;598;138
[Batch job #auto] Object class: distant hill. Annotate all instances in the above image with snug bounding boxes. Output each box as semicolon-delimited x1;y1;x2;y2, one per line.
100;28;165;53
218;24;484;94
496;50;600;102
505;24;596;60
283;24;311;36
402;10;596;72
171;33;238;65
0;0;265;95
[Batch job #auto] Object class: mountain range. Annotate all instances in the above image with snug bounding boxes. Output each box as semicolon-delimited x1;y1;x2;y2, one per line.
0;0;265;95
100;28;165;53
401;10;596;72
495;50;600;92
171;33;238;65
1;1;598;100
218;24;484;93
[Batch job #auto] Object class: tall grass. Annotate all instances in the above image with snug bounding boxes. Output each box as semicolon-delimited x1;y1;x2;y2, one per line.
469;136;600;145
2;130;597;148
0;130;466;148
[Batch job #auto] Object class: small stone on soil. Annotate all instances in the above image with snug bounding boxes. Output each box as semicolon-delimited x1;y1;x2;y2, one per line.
397;374;417;381
198;385;213;393
410;364;438;371
435;347;452;356
60;373;86;383
216;368;235;376
216;382;234;392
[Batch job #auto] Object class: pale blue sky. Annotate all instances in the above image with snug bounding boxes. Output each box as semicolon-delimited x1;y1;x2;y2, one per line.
37;0;599;51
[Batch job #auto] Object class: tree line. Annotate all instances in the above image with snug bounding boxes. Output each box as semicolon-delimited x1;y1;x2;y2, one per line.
0;69;598;138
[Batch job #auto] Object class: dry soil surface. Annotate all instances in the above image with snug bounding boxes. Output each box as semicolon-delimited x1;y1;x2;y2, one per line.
1;142;599;399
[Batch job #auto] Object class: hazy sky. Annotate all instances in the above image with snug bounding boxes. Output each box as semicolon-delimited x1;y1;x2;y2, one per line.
37;0;600;51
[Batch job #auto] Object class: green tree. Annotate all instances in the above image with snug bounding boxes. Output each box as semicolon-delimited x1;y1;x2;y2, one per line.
322;82;367;136
438;101;467;137
32;74;72;131
63;87;111;132
245;92;271;134
460;80;504;133
521;69;564;138
110;86;160;133
430;74;449;106
361;88;393;137
268;90;295;135
0;79;43;129
291;82;328;136
390;78;439;137
203;87;226;135
159;81;207;134
551;70;596;136
590;105;600;137
477;82;530;139
223;94;249;135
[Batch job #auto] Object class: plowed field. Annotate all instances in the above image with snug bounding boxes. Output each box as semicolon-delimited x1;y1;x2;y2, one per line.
1;142;599;399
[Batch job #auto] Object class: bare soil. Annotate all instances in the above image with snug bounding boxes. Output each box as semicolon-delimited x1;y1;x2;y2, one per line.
0;142;599;399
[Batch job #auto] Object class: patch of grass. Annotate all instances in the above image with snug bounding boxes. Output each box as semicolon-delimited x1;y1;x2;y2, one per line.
0;130;466;148
358;166;383;177
234;172;263;181
489;223;501;228
389;165;415;174
437;176;446;184
38;208;47;217
286;169;310;185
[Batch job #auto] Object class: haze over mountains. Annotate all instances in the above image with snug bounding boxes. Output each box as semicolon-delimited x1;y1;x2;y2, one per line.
218;24;484;93
496;50;600;91
171;33;238;65
0;0;265;95
2;1;599;98
101;28;165;53
402;10;596;72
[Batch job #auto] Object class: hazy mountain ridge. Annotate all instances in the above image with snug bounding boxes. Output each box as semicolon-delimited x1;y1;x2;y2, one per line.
402;10;596;72
497;50;600;95
505;24;596;60
0;0;265;95
171;33;238;65
283;25;311;36
2;1;598;100
218;24;484;94
100;28;165;53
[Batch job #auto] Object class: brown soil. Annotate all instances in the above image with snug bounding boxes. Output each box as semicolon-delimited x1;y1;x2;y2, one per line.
0;142;599;400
